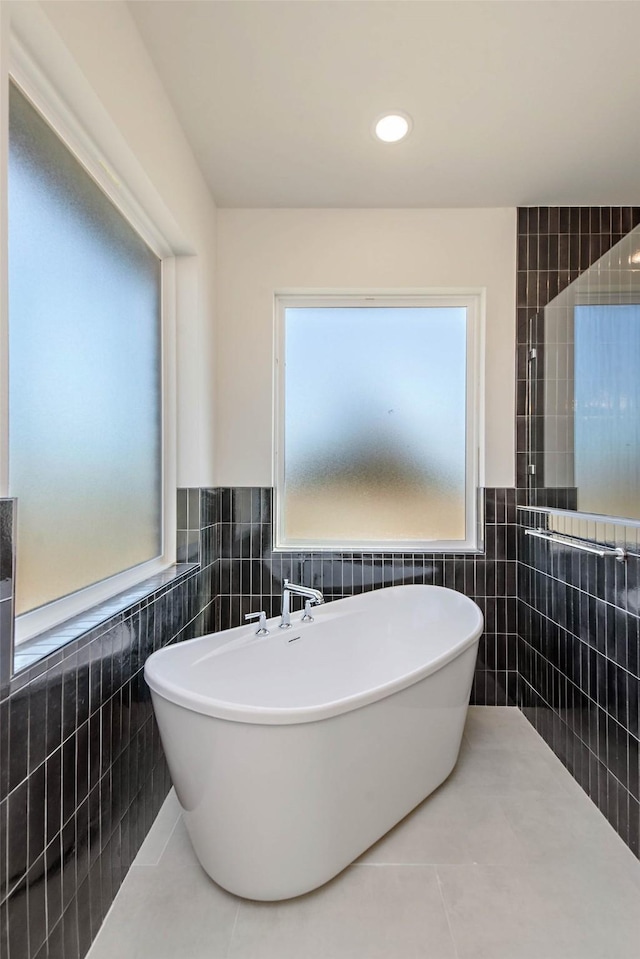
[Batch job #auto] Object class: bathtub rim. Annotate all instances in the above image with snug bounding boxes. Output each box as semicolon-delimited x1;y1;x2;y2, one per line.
144;585;483;726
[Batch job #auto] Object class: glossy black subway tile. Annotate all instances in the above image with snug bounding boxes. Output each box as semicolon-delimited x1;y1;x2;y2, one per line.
2;451;638;958
516;208;640;860
0;490;216;959
209;486;519;709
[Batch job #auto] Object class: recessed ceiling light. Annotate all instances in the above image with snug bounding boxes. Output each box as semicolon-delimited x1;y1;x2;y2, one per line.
628;249;640;265
374;112;412;143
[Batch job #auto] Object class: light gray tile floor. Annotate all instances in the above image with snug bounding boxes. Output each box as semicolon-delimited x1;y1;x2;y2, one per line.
87;707;640;959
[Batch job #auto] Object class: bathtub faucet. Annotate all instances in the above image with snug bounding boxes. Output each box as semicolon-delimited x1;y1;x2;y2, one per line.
280;579;324;628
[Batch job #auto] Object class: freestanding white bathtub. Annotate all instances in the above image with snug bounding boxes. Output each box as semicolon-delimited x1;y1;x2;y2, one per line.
144;584;483;900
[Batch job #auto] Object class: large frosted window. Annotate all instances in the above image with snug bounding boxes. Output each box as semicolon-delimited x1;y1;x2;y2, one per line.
8;83;162;617
574;304;640;520
276;299;479;549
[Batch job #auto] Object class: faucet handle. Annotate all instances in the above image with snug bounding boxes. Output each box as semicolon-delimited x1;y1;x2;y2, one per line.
301;600;314;623
245;610;269;636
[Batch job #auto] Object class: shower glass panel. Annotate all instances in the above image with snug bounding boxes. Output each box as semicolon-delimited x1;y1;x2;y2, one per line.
278;304;470;548
8;83;162;617
531;223;640;520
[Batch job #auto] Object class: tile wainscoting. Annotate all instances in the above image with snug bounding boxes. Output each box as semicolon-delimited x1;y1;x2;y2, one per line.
0;491;217;959
209;486;520;708
518;510;640;858
516;206;640;860
0;483;522;959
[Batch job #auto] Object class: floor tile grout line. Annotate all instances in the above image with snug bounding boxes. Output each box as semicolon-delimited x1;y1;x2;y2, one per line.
435;865;461;959
224;901;241;959
84;709;640;958
351;862;448;868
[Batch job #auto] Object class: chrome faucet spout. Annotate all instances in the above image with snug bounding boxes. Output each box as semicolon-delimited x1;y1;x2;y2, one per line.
280;579;324;628
284;580;325;603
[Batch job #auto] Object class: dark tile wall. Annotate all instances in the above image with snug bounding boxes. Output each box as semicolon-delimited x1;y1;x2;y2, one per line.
518;510;640;857
213;486;520;707
0;490;217;959
517;207;640;860
515;206;640;488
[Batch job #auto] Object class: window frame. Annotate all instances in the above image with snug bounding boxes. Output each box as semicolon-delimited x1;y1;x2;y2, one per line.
1;35;177;645
274;291;485;553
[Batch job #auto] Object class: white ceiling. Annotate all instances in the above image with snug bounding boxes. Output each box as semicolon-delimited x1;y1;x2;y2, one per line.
128;0;640;209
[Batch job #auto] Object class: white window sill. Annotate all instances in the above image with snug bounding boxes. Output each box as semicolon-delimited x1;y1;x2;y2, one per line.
11;562;198;681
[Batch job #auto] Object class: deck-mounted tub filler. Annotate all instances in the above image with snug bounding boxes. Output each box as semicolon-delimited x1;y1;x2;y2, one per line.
144;583;483;900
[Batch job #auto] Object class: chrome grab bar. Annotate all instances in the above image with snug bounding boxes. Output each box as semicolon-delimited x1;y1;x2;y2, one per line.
524;528;627;562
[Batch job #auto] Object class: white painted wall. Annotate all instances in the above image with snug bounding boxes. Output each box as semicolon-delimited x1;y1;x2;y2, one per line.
216;209;516;488
3;4;518;492
6;0;218;486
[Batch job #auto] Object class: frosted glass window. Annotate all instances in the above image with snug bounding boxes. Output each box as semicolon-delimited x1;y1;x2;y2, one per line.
8;83;162;615
277;302;476;549
574;304;640;520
